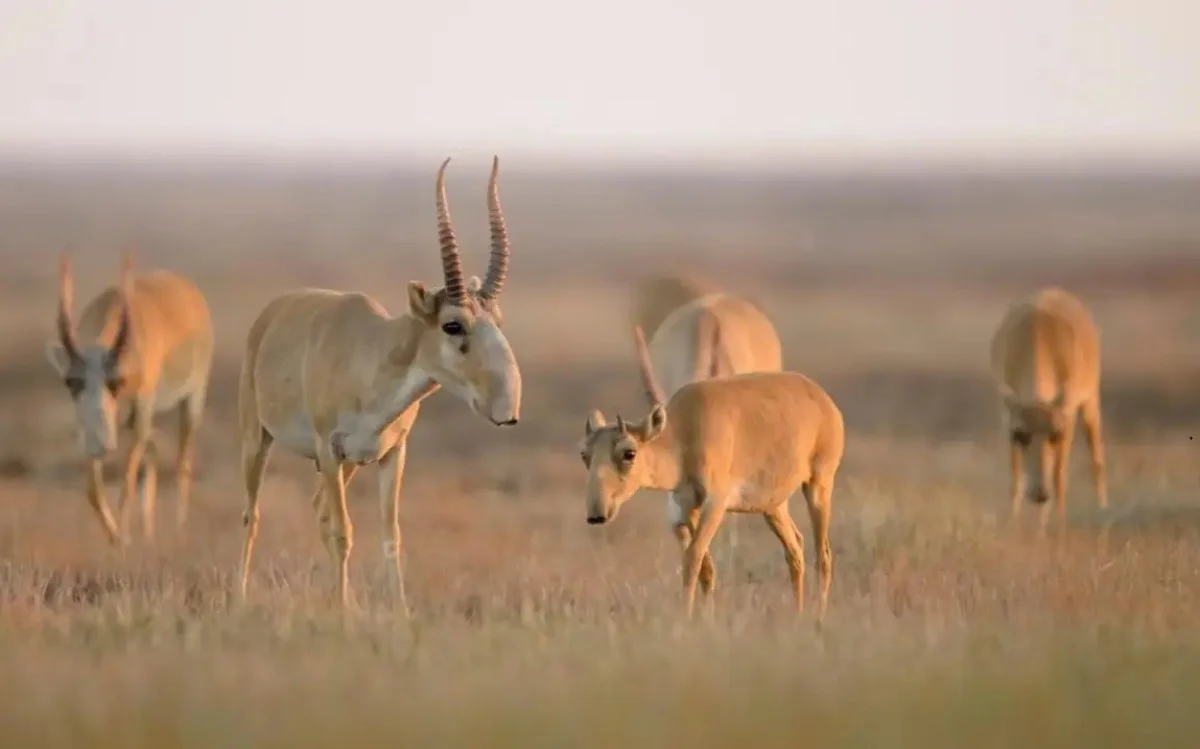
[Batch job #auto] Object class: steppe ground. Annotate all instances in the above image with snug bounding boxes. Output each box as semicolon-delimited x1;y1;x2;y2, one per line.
0;158;1199;747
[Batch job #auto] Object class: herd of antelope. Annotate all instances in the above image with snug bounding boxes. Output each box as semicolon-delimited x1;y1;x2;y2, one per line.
42;157;1111;623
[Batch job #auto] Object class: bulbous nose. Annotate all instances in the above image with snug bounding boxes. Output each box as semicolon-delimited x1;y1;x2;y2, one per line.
1027;487;1049;504
586;515;608;525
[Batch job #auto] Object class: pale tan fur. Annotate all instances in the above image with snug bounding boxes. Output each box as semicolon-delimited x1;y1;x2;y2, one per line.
646;291;783;398
630;272;722;343
46;253;214;545
578;324;844;623
989;286;1108;534
237;157;523;614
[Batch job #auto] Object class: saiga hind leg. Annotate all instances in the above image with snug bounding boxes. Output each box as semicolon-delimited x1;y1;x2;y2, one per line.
174;386;207;530
315;446;355;612
1079;397;1109;510
803;479;834;628
764;498;806;615
237;426;274;601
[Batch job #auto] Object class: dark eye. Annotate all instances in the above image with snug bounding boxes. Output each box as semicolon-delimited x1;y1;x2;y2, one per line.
1046;430;1062;445
105;377;125;394
441;321;465;336
1010;430;1031;446
63;376;84;396
621;449;637;463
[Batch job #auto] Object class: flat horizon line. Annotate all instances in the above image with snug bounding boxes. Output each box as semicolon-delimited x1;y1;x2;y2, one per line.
3;140;1200;179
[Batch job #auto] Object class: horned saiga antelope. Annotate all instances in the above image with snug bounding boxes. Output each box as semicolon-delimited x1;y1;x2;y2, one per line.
46;253;214;545
990;286;1108;533
630;272;721;345
632;274;782;399
237;156;522;613
578;322;844;622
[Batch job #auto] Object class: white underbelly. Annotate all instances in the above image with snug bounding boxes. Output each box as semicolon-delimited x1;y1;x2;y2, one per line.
262;411;402;464
724;481;775;514
665;480;778;525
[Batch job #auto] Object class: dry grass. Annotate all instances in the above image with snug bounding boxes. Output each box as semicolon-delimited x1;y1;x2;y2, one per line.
0;160;1199;747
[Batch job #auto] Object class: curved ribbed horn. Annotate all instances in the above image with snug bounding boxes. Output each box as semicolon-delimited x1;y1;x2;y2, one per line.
479;155;510;302
632;325;666;406
56;254;81;361
435;157;467;304
616;415;627;433
108;251;134;362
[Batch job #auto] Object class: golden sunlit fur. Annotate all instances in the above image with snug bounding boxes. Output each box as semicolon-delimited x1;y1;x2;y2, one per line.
236;157;523;613
989;286;1108;533
578;324;844;622
634;277;784;566
45;253;214;545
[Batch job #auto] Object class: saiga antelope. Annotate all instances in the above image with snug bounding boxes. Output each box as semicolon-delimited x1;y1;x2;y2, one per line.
631;274;784;572
633;276;783;400
630;272;721;344
237;156;522;613
46;253;214;545
578;322;844;622
990;286;1108;533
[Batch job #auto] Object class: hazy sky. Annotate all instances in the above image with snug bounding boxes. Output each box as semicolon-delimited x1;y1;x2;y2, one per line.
2;0;1199;162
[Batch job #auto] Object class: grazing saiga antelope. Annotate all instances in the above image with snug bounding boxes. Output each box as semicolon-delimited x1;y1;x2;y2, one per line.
632;274;784;569
237;156;522;612
630;272;722;344
990;286;1108;533
45;253;214;545
634;277;783;399
578;322;844;622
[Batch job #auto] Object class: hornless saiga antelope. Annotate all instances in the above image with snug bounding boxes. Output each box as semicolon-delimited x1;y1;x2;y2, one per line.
46;253;214;545
578;321;844;622
990;286;1109;534
237;156;522;613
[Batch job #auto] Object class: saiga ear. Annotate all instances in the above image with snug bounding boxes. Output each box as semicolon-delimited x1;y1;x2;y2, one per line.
639;403;668;441
45;341;71;375
585;409;606;436
407;281;439;321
